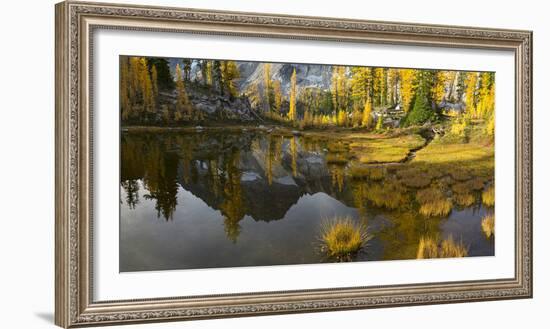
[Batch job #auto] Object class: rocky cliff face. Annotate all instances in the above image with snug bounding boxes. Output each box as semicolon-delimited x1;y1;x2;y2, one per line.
163;59;335;122
168;58;333;95
236;62;333;95
158;85;260;122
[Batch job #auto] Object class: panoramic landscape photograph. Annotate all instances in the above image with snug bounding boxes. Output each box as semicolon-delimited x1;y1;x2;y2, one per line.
119;55;495;272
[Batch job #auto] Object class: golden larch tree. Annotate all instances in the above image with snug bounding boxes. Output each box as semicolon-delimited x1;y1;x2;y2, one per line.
247;81;262;110
373;68;386;106
128;57;143;100
120;57;131;120
350;67;372;106
140;58;155;114
205;60;213;86
331;66;349;113
351;103;363;127
263;63;273;111
476;72;495;119
273;80;283;113
387;68;399;105
175;63;192;121
399;68;417;112
361;100;373;127
431;71;450;105
463;72;479;118
375;115;383;130
221;61;240;97
337;110;348;126
288;68;297;121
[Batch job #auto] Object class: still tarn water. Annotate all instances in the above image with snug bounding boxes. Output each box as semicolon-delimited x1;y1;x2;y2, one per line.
120;130;494;271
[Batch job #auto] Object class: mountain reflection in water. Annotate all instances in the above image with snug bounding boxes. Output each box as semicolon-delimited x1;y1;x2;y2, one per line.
120;130;494;271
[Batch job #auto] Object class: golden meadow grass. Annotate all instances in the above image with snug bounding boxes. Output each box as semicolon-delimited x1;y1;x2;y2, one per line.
309;131;426;165
343;134;494;218
351;134;425;164
416;235;468;259
316;126;493;259
319;217;371;259
412;137;494;185
413;140;493;164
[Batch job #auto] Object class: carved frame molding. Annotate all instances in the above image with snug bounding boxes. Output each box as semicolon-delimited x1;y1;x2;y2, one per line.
55;1;532;327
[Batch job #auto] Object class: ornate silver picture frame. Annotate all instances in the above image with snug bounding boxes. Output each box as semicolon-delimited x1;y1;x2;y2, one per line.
55;1;532;327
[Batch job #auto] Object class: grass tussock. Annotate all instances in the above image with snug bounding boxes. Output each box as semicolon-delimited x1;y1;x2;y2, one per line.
400;173;432;188
319;217;371;260
348;165;386;180
416;186;445;204
481;213;495;238
482;185;495;207
415;185;452;217
416;236;439;259
449;168;472;181
440;236;469;258
417;235;468;259
467;177;486;190
419;198;453;217
454;193;476;207
452;177;485;193
396;165;448;189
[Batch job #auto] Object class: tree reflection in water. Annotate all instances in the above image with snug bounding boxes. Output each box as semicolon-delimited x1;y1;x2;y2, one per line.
120;129;494;269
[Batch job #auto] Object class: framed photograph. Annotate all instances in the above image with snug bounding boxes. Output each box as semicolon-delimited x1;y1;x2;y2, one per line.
55;1;532;327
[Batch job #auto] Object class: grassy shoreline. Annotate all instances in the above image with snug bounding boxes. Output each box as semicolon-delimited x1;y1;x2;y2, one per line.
121;123;426;140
